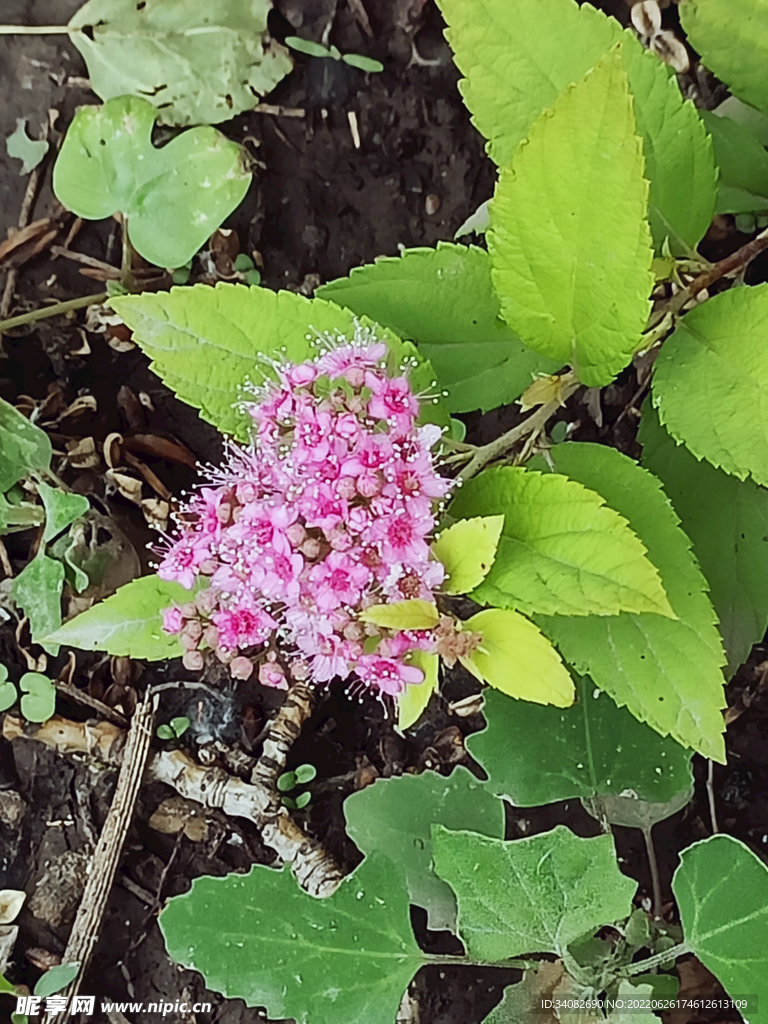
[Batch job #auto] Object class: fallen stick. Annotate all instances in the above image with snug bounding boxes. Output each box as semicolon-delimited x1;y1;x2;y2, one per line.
3;683;344;897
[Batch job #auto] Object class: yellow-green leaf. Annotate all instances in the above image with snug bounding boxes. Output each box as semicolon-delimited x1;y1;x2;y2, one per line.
489;46;654;387
359;600;440;631
464;608;574;707
398;651;440;730
431;515;504;595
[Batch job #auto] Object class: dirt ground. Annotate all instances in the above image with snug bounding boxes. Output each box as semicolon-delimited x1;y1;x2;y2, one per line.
1;1;767;1022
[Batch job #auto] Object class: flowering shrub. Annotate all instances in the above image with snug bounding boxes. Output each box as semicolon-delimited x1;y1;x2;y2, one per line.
158;330;454;697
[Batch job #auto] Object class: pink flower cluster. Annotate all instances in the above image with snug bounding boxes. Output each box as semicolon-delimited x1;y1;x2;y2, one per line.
158;332;453;697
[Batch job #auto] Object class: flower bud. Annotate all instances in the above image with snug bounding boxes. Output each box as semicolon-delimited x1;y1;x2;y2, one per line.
230;656;255;680
182;650;204;671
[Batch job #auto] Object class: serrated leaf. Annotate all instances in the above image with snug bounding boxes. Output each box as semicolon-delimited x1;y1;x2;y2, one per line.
53;96;250;269
468;681;693;807
488;47;654;387
398;650;439;730
68;0;292;128
640;405;768;675
11;554;64;642
0;397;52;491
111;282;442;440
41;575;191;660
5;119;48;175
673;834;768;1021
448;466;675;619
681;0;768;118
701;110;768;215
464;608;574;707
344;767;504;933
653;284;768;489
534;443;727;762
436;0;623;167
37;483;89;544
432;825;636;961
622;44;716;254
317;243;559;413
358;599;439;630
431;516;504;594
160;855;426;1024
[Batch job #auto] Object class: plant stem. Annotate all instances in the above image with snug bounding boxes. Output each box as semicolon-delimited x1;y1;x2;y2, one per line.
621;942;688;976
0;25;74;34
663;227;768;317
457;373;579;482
642;826;663;922
0;292;108;333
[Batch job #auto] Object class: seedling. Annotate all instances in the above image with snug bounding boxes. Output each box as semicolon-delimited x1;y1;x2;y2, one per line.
156;717;191;742
285;36;383;73
277;764;316;811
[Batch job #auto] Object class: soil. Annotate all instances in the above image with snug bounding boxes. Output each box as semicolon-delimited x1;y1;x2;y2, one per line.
0;2;766;1023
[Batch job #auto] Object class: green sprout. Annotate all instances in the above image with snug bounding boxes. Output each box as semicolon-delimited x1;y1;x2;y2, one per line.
276;763;317;810
285;36;383;73
157;716;191;741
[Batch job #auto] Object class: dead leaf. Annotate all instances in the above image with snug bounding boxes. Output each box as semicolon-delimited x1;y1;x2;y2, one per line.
65;437;100;469
25;947;62;971
123;452;171;501
631;0;662;38
116;386;146;431
123;433;196;468
106;469;143;505
149;796;209;842
141;498;170;531
0;218;58;269
0;889;26;925
520;374;570;412
0;925;18;976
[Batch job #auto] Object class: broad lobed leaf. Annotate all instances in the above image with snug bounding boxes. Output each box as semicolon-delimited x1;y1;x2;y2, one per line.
432;825;636;961
488;47;654;386
468;681;693;807
161;855;425;1024
0;396;52;491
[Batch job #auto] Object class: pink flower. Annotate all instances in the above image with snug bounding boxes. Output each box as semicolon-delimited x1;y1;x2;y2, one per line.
162;606;185;634
213;606;277;651
309;550;370;611
355;655;425;696
366;374;419;432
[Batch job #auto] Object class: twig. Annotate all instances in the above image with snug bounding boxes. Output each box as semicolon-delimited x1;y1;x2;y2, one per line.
44;693;157;1024
0;25;75;34
1;164;43;346
0;291;108;332
253;103;305;118
663;227;768;317
53;678;128;728
457;373;579;482
621;943;689;976
50;245;122;278
706;759;719;834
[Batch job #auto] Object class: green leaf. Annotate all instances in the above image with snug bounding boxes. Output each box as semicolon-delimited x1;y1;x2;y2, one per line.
463;608;574;707
397;650;439;730
41;575;191;660
701;110;768;215
640;405;768;675
468;681;693;806
295;764;317;785
111;282;439;441
11;554;64;643
37;482;89;544
431;515;504;594
316;243;559;413
285;36;335;59
170;716;190;737
68;0;292;128
294;791;311;809
653;284;768;489
432;825;636;960
53;96;250;269
673;834;768;1020
342;54;383;73
435;0;622;167
0;664;16;713
32;962;80;1000
622;44;716;254
488;46;654;387
0;397;52;491
358;599;439;631
156;724;175;740
344;767;504;933
19;672;56;723
681;0;768;118
448;466;675;619
160;855;426;1024
582;786;693;833
5;119;48;175
534;443;727;762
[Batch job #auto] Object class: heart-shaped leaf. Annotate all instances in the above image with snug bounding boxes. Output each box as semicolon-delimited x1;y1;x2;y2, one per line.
19;672;56;723
53;95;251;268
